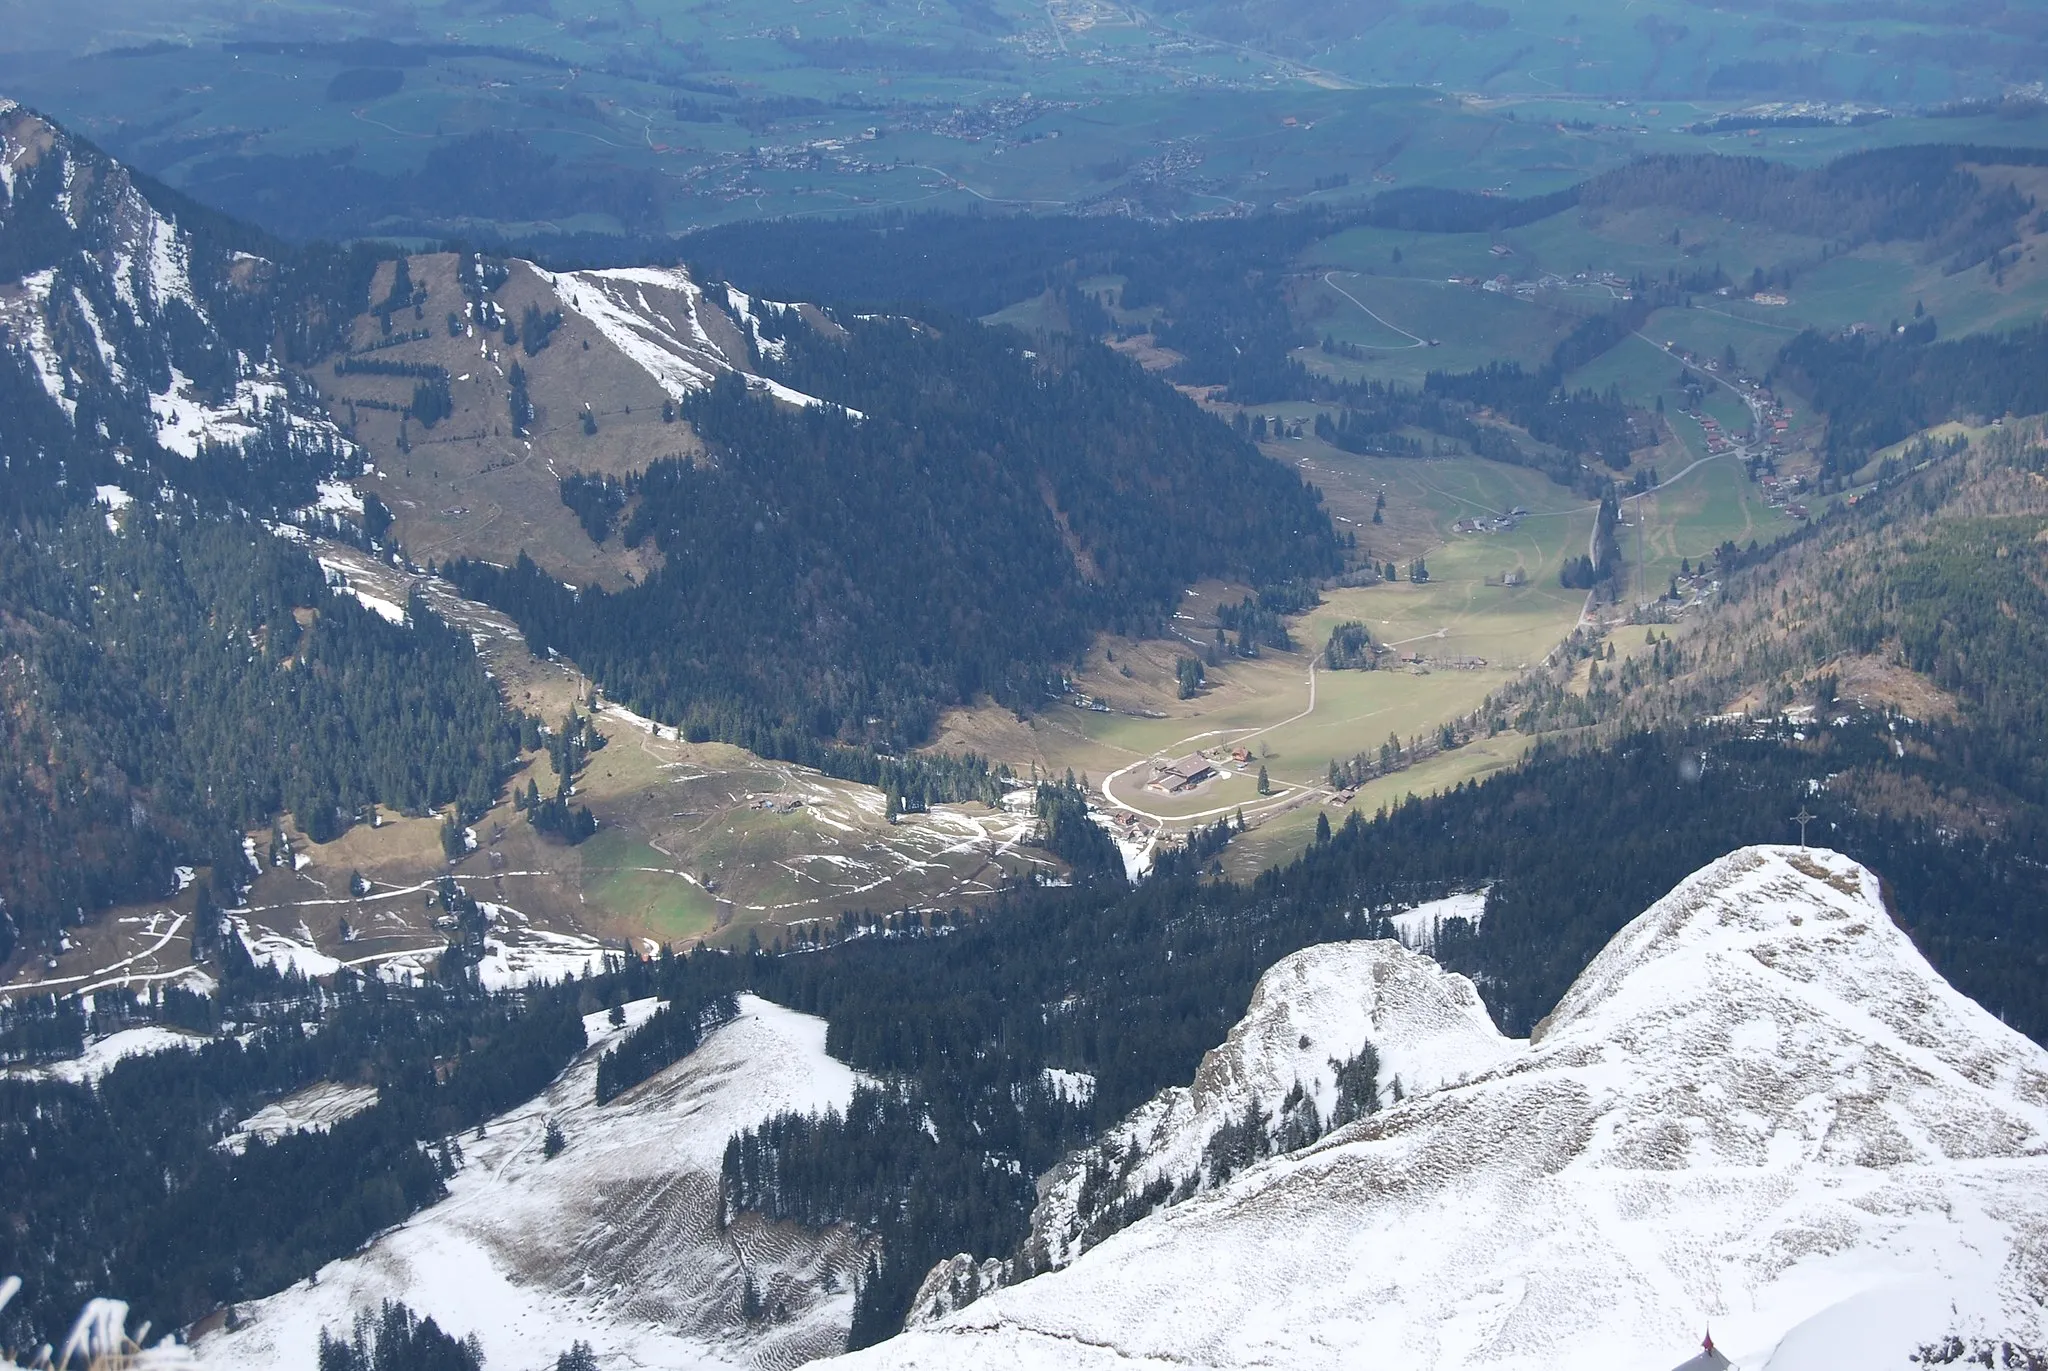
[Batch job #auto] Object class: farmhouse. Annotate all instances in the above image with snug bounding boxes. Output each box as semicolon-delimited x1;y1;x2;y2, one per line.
1150;753;1217;793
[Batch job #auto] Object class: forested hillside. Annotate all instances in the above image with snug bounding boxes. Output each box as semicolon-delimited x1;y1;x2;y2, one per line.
1778;324;2048;477
0;101;381;521
450;319;1339;751
0;104;516;962
0;512;519;961
1500;417;2048;805
632;420;2048;1340
0;904;738;1351
1582;145;2047;258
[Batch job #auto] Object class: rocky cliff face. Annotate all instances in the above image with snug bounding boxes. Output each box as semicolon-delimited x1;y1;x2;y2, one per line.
1;98;355;519
855;847;2048;1370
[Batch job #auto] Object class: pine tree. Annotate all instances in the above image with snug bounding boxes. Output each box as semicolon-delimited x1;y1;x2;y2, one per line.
543;1118;567;1158
1256;765;1271;796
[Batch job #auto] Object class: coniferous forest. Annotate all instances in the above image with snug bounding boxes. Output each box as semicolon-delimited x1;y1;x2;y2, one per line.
0;511;519;961
450;319;1339;752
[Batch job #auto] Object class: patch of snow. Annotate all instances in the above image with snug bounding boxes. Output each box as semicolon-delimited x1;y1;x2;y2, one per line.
546;265;726;400
330;582;407;626
747;371;865;418
1090;812;1153;882
366;906;609;991
1041;1068;1096;1107
237;922;341;979
312;480;362;516
220;1081;381;1154
14;269;76;415
1387;890;1486;950
148;365;285;459
95;482;133;531
145;209;196;309
724;284;791;361
193;994;868;1371
598;700;678;742
69;280;124;383
6;1026;202;1084
544;262;856;416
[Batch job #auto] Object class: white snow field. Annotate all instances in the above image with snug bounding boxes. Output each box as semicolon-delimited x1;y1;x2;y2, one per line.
194;994;868;1371
843;846;2048;1371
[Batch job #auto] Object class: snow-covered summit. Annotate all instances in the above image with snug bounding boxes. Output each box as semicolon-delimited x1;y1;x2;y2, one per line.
937;937;1517;1309
1;101;353;493
844;846;2048;1371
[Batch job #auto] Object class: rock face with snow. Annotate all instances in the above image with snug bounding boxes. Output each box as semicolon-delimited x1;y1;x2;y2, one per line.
1;99;354;505
195;994;869;1371
911;936;1517;1326
850;847;2048;1370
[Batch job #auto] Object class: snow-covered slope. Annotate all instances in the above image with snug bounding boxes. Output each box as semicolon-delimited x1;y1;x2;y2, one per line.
1;100;354;503
921;936;1516;1316
846;847;2048;1371
0;1024;203;1084
194;994;869;1371
540;264;852;415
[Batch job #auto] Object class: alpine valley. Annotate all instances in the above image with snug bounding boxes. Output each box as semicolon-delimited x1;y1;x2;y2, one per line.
6;10;2048;1367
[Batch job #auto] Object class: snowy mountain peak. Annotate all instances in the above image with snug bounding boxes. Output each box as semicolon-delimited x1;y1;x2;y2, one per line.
1535;846;2048;1167
2;100;354;499
910;935;1522;1324
848;846;2048;1371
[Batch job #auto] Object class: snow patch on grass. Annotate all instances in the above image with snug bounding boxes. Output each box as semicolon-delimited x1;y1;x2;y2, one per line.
5;1026;202;1084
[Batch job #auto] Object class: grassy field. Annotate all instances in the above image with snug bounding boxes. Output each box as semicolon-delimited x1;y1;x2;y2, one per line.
1621;456;1788;591
1295;273;1590;386
575;826;721;945
937;449;1594;848
1221;728;1536;878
